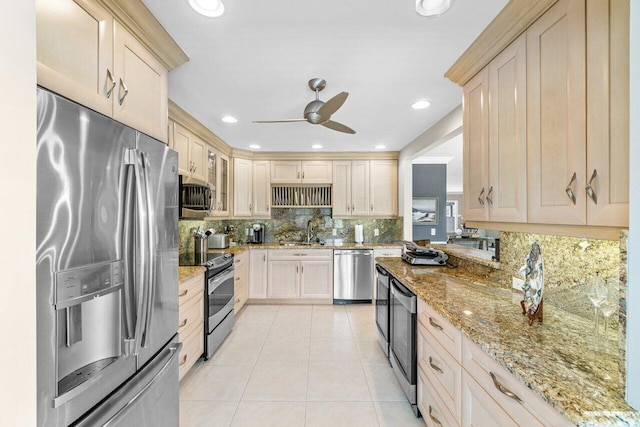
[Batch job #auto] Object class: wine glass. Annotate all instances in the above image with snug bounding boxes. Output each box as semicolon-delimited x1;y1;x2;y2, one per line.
600;278;619;339
587;273;606;335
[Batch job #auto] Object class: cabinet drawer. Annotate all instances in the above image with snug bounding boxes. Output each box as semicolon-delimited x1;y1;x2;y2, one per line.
178;294;203;341
179;324;203;382
418;367;461;427
268;249;332;261
462;335;571;426
418;325;462;422
179;273;204;307
462;370;520;427
418;299;462;361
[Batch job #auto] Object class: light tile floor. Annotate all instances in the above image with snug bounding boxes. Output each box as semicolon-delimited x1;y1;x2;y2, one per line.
179;304;426;426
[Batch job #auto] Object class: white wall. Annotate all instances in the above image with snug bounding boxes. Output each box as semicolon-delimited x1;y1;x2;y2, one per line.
399;105;462;239
626;0;639;410
0;2;37;425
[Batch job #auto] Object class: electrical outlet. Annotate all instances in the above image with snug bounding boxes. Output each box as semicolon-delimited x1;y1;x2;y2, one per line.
512;277;525;291
431;228;436;236
374;228;379;237
332;228;337;236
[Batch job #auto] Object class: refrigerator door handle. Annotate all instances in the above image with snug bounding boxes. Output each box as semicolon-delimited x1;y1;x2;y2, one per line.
122;164;136;355
130;149;149;356
140;151;156;348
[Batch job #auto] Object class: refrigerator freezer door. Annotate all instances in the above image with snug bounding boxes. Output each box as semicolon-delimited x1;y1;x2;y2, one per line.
134;132;179;368
73;337;181;427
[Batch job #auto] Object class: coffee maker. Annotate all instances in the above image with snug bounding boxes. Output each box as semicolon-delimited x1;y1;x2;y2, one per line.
251;223;265;244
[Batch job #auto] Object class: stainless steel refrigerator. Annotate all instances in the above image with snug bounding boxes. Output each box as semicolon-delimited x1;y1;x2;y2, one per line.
36;88;181;426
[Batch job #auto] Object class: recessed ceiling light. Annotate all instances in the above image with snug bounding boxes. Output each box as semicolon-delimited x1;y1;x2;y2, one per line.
416;0;453;17
189;0;225;18
221;115;237;123
411;100;431;110
249;144;260;149
312;144;323;150
375;145;386;150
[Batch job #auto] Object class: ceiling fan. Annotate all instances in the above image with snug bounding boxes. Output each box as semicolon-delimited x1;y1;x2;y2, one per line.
253;78;356;134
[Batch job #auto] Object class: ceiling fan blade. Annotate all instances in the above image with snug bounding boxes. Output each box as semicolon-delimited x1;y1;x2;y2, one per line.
322;120;356;134
317;92;348;118
253;119;307;123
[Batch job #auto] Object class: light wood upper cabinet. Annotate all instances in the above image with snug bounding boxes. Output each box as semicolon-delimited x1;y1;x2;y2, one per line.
526;0;586;225
112;21;168;142
488;33;527;223
332;161;351;216
463;68;490;222
36;0;114;118
585;0;629;227
207;149;230;217
233;158;253;217
36;0;176;143
169;122;207;185
249;249;268;299
252;161;271;218
369;160;397;216
270;161;332;184
351;161;371;216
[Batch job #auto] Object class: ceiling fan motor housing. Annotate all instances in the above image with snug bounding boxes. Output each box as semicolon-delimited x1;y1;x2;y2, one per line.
304;100;326;124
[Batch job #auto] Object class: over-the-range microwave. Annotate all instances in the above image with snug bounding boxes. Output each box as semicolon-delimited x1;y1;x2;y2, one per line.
179;175;212;218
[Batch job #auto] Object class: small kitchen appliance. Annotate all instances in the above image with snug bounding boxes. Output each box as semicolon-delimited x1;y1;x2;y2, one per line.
251;223;265;244
401;241;448;266
208;233;230;249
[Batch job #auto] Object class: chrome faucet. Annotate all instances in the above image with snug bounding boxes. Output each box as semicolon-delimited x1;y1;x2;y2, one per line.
306;220;314;244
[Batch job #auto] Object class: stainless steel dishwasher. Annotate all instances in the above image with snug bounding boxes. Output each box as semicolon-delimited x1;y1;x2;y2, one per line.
333;249;374;304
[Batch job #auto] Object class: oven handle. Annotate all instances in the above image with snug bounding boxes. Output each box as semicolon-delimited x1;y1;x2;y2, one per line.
375;265;389;277
391;278;416;313
208;267;235;295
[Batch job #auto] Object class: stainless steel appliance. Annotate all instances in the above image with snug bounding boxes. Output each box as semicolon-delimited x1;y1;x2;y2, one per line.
250;223;265;244
402;241;448;266
390;277;419;416
179;177;212;218
375;264;391;357
36;88;181;426
334;250;374;304
208;233;230;249
201;253;235;359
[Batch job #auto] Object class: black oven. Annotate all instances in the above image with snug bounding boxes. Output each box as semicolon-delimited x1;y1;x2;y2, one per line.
203;253;235;360
375;264;390;357
390;277;419;416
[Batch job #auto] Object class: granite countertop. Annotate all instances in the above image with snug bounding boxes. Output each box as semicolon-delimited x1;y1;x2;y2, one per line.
178;266;205;283
435;242;501;269
203;242;404;256
375;257;639;426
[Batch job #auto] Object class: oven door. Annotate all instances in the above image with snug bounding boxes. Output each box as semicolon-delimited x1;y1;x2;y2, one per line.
207;266;235;333
390;277;418;406
375;265;390;356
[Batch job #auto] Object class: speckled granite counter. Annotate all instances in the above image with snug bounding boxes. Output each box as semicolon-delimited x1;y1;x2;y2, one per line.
178;266;205;283
375;257;639;426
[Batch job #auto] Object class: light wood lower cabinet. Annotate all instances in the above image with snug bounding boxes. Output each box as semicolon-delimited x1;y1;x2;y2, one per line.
178;272;204;381
249;249;268;299
234;251;249;312
267;249;333;300
416;299;572;427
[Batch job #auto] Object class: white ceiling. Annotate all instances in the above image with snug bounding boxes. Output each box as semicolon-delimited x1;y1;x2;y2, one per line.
142;0;507;152
413;133;463;193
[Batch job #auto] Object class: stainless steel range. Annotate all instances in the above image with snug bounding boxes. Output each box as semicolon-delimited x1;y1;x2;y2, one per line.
201;252;235;359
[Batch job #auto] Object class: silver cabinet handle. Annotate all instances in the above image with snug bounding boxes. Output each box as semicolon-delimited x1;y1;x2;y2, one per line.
235;277;240;281
263;254;266;262
179;318;188;328
429;356;444;374
478;187;486;207
179;290;188;297
486;186;493;208
585;169;598;204
490;372;523;404
106;69;116;98
249;203;252;211
301;265;304;274
118;78;129;105
297;171;300;179
302;171;305;179
429;317;443;331
428;406;443;427
371;204;374;212
565;172;577;205
296;265;299;273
